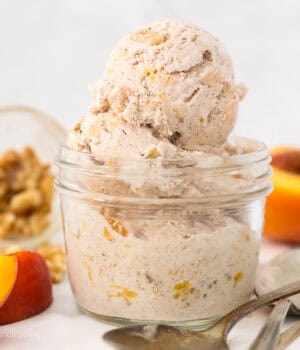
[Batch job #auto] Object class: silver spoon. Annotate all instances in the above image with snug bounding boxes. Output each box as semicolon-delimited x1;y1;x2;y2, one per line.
249;298;291;350
103;281;300;350
252;249;300;349
256;249;300;316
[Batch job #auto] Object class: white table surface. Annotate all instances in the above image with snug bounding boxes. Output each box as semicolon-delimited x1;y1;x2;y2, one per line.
0;237;299;350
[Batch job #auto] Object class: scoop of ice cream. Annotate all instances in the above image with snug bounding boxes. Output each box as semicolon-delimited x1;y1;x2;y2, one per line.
90;19;243;149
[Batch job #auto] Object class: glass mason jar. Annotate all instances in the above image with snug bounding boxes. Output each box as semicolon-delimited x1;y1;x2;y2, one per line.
56;136;272;328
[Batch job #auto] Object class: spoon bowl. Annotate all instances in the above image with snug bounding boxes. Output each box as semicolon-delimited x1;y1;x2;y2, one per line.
104;324;227;350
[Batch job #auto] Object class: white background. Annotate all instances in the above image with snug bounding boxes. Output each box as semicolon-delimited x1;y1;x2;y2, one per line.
1;0;300;146
0;1;300;349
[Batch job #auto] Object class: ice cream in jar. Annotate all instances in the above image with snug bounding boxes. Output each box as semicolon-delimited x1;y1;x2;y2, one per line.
56;19;272;326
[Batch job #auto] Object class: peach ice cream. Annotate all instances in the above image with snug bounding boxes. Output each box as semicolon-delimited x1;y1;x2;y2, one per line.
59;20;271;326
89;20;245;150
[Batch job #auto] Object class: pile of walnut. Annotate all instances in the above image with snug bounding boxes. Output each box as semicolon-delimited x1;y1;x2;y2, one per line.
0;146;54;238
0;242;66;284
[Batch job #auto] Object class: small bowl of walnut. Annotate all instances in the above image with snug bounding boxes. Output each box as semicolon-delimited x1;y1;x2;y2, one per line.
0;105;66;249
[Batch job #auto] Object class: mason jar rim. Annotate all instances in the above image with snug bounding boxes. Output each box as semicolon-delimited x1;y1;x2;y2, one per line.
55;181;273;209
55;136;270;174
55;136;273;208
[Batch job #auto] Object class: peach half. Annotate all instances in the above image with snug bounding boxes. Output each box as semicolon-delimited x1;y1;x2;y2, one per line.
0;251;52;325
264;146;300;242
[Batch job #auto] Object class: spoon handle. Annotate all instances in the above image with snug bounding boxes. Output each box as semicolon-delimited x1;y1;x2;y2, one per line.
249;299;291;350
277;321;300;350
216;280;300;338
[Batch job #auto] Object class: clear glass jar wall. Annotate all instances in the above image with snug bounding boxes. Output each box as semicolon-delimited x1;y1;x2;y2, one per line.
56;137;272;327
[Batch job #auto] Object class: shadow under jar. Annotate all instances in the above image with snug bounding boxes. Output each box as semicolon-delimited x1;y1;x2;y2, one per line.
55;137;272;328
